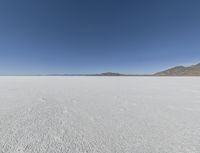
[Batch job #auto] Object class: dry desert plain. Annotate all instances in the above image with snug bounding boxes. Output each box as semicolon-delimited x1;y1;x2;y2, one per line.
0;76;200;153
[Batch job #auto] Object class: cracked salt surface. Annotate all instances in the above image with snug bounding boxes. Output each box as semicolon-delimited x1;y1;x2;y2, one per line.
0;76;200;153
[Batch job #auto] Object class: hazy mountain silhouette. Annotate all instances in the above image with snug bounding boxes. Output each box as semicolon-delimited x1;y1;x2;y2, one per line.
98;72;125;76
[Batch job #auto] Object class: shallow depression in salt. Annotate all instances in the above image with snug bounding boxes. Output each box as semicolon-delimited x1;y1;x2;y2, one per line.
0;76;200;153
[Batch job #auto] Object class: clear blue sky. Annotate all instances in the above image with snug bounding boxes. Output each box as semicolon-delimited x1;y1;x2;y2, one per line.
0;0;200;74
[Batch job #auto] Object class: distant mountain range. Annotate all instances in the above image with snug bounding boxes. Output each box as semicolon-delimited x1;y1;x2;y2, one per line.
154;63;200;76
48;72;131;76
47;72;150;76
2;63;200;76
98;63;200;76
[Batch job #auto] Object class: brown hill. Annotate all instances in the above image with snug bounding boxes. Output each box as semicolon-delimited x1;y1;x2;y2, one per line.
154;63;200;76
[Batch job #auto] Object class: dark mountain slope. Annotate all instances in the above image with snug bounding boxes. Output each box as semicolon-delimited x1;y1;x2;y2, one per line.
155;63;200;76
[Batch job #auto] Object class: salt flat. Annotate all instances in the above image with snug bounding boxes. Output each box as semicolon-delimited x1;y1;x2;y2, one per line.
0;76;200;153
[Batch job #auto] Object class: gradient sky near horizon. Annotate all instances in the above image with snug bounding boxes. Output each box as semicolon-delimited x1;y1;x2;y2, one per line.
0;0;200;74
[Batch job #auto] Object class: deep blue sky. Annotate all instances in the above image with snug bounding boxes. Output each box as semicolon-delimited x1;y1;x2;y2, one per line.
0;0;200;74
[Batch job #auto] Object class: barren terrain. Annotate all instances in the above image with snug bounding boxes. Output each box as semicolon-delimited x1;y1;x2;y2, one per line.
0;77;200;153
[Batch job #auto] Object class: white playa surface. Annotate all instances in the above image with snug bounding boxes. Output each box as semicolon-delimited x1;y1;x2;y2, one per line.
0;76;200;153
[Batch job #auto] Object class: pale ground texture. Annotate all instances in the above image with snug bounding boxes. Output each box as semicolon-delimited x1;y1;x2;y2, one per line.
0;77;200;153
